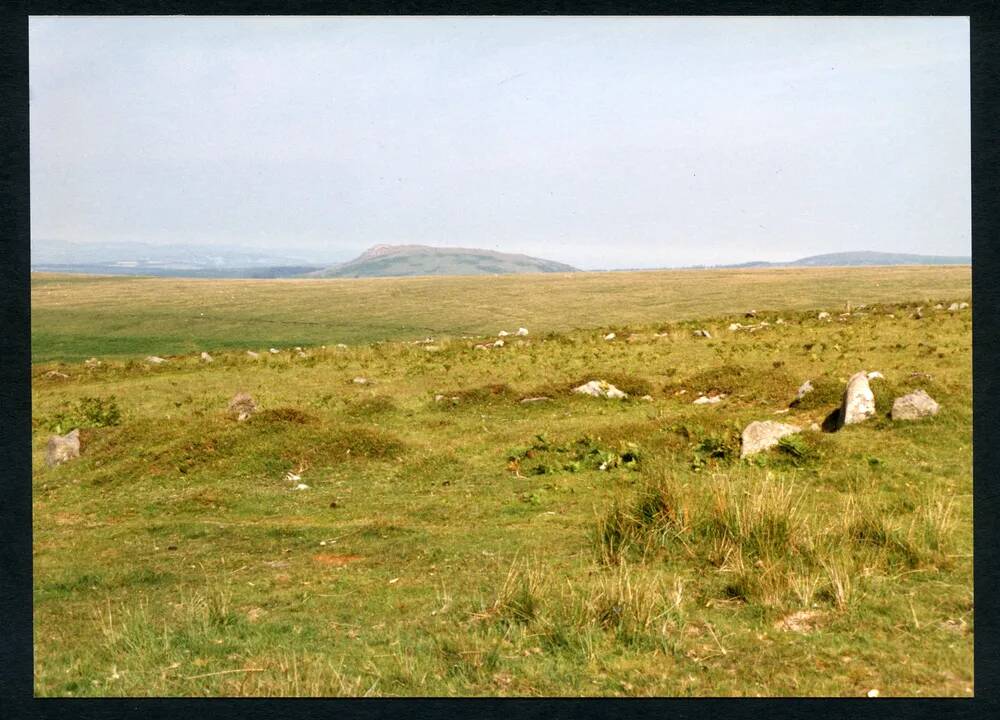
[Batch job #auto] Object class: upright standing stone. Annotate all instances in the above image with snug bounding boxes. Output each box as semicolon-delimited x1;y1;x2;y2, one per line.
838;372;875;427
45;429;80;467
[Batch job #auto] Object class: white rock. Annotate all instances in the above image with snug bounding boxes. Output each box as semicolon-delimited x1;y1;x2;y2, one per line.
948;302;960;312
795;380;814;402
934;304;944;310
516;327;529;336
959;302;969;309
246;351;260;359
728;323;742;331
493;339;505;348
839;372;876;427
200;352;214;363
891;390;940;421
818;312;831;320
866;371;884;380
573;380;627;399
520;396;551;404
604;332;616;341
424;345;441;351
640;395;654;402
474;344;489;350
269;348;280;354
146;356;167;365
84;357;101;367
353;377;368;384
296;351;307;358
775;318;785;325
45;429;80;467
740;420;801;458
693;329;711;338
336;343;348;349
498;330;510;337
293;483;310;491
693;395;723;405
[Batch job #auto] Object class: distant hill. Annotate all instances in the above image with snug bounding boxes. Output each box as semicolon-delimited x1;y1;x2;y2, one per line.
722;251;970;269
310;244;578;278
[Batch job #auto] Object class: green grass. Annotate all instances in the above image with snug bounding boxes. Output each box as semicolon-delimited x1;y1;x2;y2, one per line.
31;265;970;361
31;269;972;696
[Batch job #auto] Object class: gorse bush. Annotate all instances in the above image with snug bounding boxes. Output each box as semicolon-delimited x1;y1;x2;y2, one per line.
44;395;122;434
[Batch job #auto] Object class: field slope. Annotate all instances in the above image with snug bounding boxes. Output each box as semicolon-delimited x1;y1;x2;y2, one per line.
31;268;972;697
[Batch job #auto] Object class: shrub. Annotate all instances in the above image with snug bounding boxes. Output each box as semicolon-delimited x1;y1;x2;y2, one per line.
44;395;122;434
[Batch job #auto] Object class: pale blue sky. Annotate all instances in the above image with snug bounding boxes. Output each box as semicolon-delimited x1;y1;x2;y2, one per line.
29;16;970;269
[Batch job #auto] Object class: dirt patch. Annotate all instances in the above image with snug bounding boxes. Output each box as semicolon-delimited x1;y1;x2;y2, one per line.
774;609;826;634
312;553;363;567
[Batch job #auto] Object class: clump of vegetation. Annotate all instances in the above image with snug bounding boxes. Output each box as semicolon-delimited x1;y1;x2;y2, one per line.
788;375;842;410
668;364;794;405
42;395;122;434
507;434;641;476
255;407;315;424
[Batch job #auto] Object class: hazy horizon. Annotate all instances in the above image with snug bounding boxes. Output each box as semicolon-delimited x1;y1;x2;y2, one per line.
30;16;970;271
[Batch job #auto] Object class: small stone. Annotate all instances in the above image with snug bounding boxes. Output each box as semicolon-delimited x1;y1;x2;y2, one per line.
200;352;213;363
84;357;101;368
520;396;552;404
516;327;529;336
45;429;80;467
794;380;814;402
934;304;944;310
146;356;167;365
745;310;757;318
227;392;258;422
573;380;627;399
336;343;348;349
740;420;801;458
498;330;510;337
867;689;880;698
775;318;785;325
493;339;505;348
959;302;969;309
246;350;260;359
604;332;616;341
948;302;960;312
639;394;654;402
891;390;940;421
269;348;280;354
353;377;369;384
693;395;723;405
44;370;69;379
693;329;711;338
728;323;742;331
818;312;831;320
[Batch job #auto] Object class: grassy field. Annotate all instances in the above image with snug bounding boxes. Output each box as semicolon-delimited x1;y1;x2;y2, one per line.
31;265;970;361
30;267;972;696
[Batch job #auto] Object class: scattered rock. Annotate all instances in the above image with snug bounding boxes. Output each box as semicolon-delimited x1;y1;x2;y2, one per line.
745;310;757;318
200;352;214;363
293;483;310;491
424;345;441;352
227;392;258;422
269;348;281;354
246;350;260;359
146;356;167;365
959;302;969;309
45;429;80;467
891;390;940;421
728;323;742;331
639;394;654;402
794;380;814;403
44;370;69;379
693;329;711;338
809;422;821;432
818;311;831;320
336;343;348;349
934;304;944;310
775;318;785;325
84;357;101;368
948;302;960;312
573;380;627;399
516;327;529;336
520;396;551;404
866;371;884;380
867;689;880;698
603;332;616;341
493;339;505;348
839;372;876;427
474;344;490;351
296;351;307;358
353;377;369;385
498;330;510;337
693;394;725;405
740;420;801;458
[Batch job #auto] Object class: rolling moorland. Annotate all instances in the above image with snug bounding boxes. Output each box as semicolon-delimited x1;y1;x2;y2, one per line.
30;265;971;696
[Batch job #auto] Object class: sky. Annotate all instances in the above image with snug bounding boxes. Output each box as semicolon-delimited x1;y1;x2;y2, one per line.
29;16;970;270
